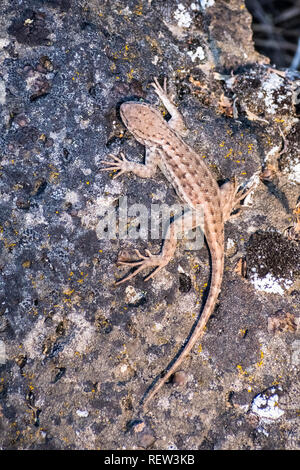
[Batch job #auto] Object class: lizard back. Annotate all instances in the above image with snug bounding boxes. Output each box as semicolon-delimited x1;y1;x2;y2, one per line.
120;101;222;219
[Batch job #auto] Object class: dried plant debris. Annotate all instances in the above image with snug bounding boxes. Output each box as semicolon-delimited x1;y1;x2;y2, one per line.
267;310;297;333
227;65;294;120
284;202;300;241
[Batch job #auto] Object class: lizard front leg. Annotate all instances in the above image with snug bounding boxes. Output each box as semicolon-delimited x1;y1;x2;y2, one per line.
151;77;187;136
100;147;159;179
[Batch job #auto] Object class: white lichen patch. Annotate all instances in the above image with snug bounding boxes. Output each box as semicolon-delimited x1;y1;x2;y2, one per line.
226;238;235;250
49;128;67;156
259;73;292;115
187;46;205;63
288;162;300;184
157;395;171;410
226;238;237;257
25;205;48;227
151;55;159;66
174;3;193;28
22;316;48;359
77;196;116;236
59;211;76;232
125;285;144;305
76;409;89;417
199;0;215;9
0;79;6;105
113;361;135;381
250;271;293;296
251;387;284;421
291;340;300;365
65;189;79;205
191;2;200;10
61;310;96;356
0;38;9;50
119;6;132;16
153;322;163;332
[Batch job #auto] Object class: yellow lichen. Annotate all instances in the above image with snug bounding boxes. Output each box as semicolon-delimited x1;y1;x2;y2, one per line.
236;364;248;376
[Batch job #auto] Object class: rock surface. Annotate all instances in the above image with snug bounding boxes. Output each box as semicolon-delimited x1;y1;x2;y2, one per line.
0;0;299;450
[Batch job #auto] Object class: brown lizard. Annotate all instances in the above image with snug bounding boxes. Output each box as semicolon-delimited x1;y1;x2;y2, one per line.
101;78;253;409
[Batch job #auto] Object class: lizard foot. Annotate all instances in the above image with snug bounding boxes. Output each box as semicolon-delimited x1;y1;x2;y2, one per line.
151;76;168;97
100;152;131;178
116;249;168;284
221;178;255;222
230;183;254;216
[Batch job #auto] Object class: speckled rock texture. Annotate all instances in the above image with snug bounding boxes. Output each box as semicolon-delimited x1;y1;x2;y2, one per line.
0;0;299;450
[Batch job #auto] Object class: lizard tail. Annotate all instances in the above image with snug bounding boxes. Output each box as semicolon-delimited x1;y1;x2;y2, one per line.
142;247;224;410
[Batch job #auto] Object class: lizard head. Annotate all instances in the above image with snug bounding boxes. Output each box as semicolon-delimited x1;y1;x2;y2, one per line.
120;101;166;144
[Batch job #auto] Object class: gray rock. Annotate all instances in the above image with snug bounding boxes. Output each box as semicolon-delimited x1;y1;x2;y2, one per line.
0;0;299;450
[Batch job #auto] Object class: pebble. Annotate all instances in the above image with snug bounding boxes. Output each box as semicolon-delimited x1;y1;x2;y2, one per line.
76;409;89;418
172;370;187;387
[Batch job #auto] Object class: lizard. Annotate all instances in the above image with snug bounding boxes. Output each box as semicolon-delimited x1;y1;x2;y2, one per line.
101;78;253;409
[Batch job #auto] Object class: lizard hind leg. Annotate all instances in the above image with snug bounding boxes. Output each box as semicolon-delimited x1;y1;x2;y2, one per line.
220;178;253;222
116;249;169;285
115;223;179;285
115;210;198;285
219;179;239;222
